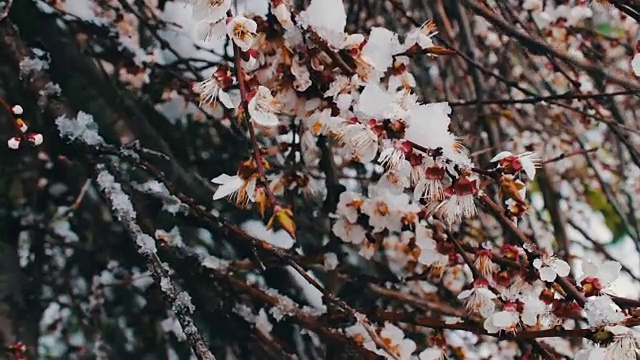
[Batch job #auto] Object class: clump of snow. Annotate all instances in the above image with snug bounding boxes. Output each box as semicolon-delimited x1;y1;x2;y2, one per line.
161;316;187;341
136;233;158;255
202;255;229;271
39;82;62;106
174;291;196;314
56;111;105;146
133;180;187;214
242;220;295;249
155;227;185;247
160;277;174;293
233;304;273;337
361;27;400;73
584;295;626;327
297;0;347;48
355;83;396;120
286;266;324;309
20;48;50;76
96;171;136;221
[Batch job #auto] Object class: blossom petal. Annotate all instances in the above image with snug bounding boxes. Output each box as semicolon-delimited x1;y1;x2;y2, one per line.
532;258;543;270
551;259;571;277
581;260;598;279
599;261;621;285
483;317;500;333
218;90;234;109
490;151;513;163
211;174;243;200
457;289;472;300
539;266;557;282
492;311;517;328
521;156;537;180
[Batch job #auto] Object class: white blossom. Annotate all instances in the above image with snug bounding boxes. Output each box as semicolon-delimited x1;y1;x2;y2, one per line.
533;256;570;282
183;0;231;22
227;16;258;51
580;259;621;288
248;86;281;127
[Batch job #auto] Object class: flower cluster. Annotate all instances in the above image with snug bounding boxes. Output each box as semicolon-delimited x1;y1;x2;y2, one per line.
24;0;640;359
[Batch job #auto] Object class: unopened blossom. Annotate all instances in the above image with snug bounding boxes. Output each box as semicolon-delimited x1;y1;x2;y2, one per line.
580;259;621;296
491;151;540;180
184;0;231;22
28;133;44;146
532;255;570;282
227;16;258;52
248;86;281;127
457;279;496;318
